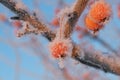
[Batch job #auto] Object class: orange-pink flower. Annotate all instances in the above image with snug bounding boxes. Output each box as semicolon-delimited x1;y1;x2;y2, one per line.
49;38;72;58
85;0;111;32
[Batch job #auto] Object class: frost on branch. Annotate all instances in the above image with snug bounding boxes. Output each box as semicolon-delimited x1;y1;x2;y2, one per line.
0;0;56;41
16;21;40;37
1;0;120;75
49;37;73;69
72;44;120;75
15;0;27;10
49;38;72;59
49;7;74;67
57;7;78;38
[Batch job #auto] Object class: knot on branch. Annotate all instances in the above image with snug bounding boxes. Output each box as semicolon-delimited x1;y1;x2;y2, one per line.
67;11;78;26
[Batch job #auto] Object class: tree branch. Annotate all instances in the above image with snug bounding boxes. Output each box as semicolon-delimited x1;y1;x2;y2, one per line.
72;45;120;75
60;0;89;38
0;0;55;41
0;0;120;75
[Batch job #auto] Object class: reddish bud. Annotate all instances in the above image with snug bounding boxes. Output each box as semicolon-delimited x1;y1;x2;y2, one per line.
117;4;120;18
49;38;72;59
0;14;7;22
78;34;83;39
55;8;60;15
12;21;22;28
51;18;59;27
82;72;90;80
85;0;111;33
75;25;82;32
